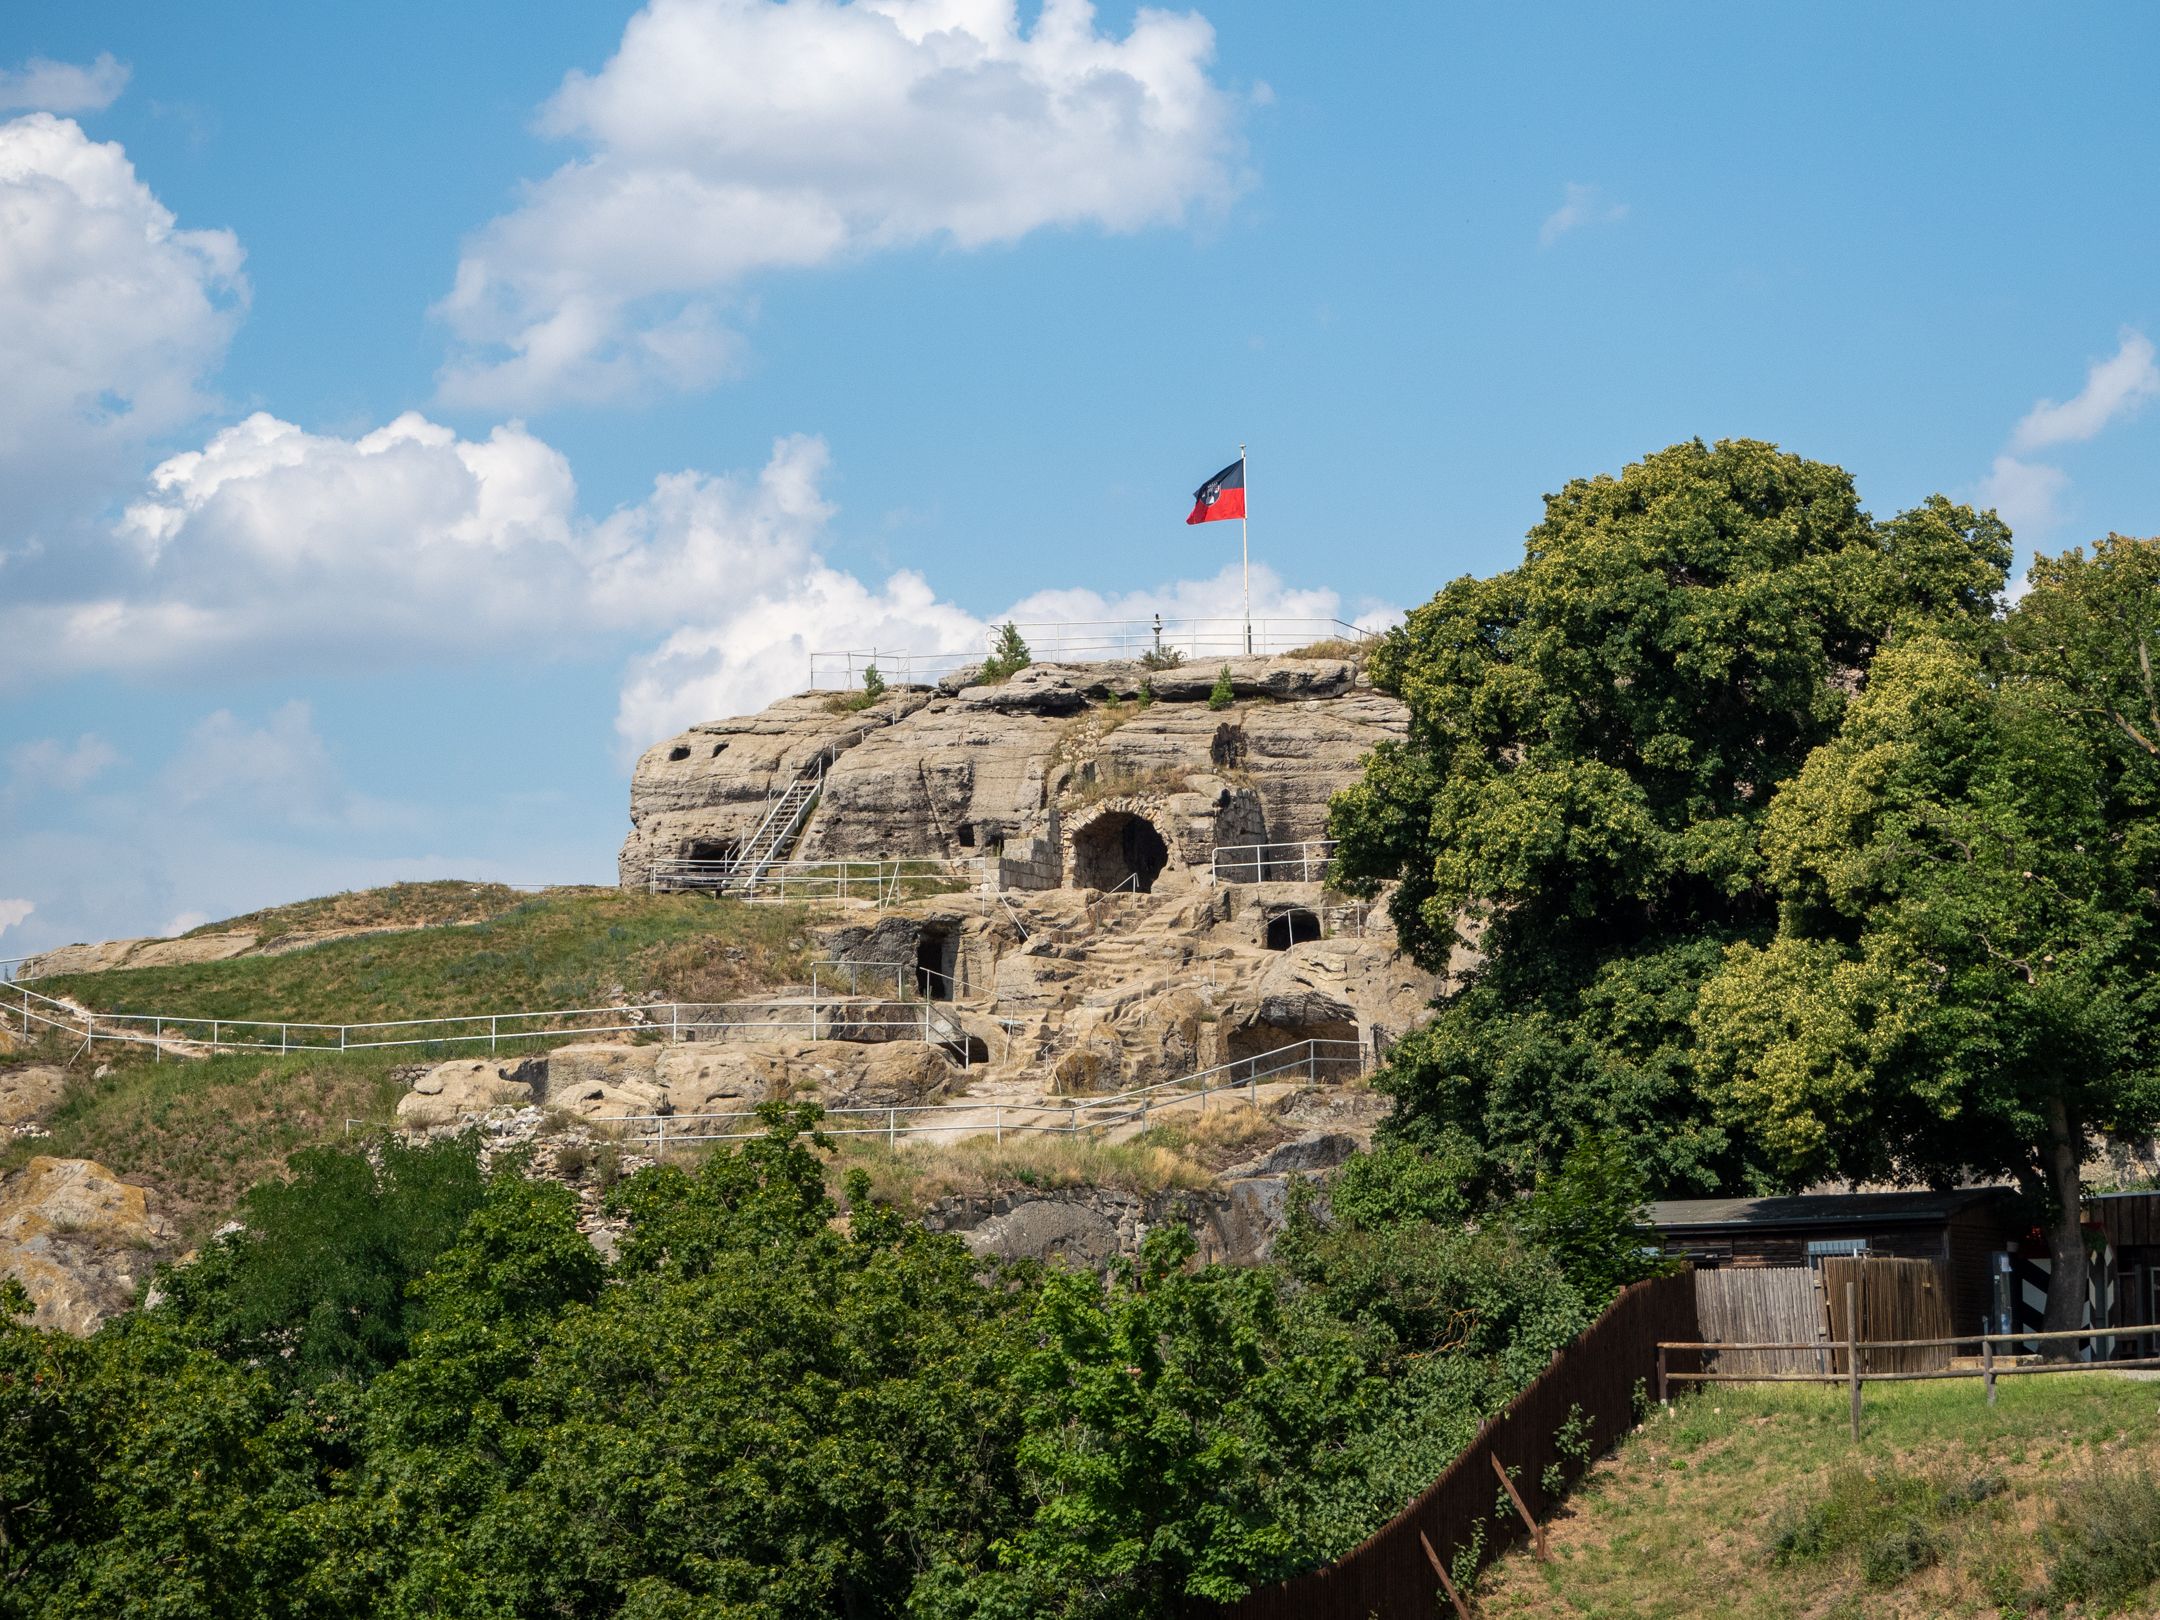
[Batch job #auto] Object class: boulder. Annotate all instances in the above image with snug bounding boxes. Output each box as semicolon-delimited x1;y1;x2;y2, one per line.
0;1064;68;1128
395;1055;542;1128
539;1043;667;1121
958;1198;1124;1266
0;1157;169;1335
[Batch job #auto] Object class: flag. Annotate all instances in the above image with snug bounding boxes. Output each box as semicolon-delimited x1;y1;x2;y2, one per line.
1186;457;1246;525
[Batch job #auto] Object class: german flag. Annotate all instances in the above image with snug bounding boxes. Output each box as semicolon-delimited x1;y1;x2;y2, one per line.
1185;458;1246;525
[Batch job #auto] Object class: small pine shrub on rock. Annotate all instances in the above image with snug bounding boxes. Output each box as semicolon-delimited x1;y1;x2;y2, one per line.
1208;664;1236;710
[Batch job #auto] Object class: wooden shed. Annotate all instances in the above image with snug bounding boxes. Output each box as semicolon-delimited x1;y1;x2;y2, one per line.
1648;1188;2021;1341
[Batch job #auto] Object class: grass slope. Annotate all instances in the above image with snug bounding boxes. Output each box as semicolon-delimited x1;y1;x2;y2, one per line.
179;879;546;939
9;889;819;1235
40;890;814;1024
1480;1376;2160;1619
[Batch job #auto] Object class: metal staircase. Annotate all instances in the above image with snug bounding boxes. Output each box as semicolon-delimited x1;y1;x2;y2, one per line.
723;769;822;894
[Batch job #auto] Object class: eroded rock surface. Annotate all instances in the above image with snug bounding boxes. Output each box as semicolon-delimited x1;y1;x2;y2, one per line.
0;1157;170;1334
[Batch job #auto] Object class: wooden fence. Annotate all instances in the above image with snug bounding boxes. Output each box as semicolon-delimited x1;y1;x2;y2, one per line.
1209;1271;1698;1620
1690;1258;1953;1376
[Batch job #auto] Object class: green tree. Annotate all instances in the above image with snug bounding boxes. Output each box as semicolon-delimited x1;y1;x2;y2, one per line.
1695;634;2160;1334
1208;664;1236;710
154;1134;487;1394
981;622;1034;682
1329;440;2010;1194
861;661;887;701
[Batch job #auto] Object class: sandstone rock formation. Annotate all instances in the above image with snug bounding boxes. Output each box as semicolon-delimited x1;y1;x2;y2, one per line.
0;1157;170;1334
618;654;1405;891
0;1064;68;1130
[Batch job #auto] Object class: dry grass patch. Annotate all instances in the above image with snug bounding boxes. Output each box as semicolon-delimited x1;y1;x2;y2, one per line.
188;880;558;939
836;1132;1220;1211
1477;1375;2160;1620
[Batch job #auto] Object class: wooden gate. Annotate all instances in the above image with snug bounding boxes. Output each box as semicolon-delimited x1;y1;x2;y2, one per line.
1693;1266;1829;1375
1821;1256;1954;1372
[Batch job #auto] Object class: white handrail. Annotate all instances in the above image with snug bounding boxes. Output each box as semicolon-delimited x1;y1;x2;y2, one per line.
603;1037;1370;1147
1210;839;1337;883
809;617;1381;691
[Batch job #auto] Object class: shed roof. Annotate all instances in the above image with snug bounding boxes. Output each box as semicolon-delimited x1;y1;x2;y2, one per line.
1647;1188;2014;1232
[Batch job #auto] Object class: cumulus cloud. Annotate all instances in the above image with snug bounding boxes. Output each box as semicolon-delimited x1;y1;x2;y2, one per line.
1539;181;1627;248
1978;453;2069;538
0;899;32;941
2010;330;2160;452
438;0;1245;406
0;53;129;115
5;733;121;797
0;113;246;543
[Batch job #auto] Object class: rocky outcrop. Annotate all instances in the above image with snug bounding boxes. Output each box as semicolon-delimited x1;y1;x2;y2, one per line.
0;1064;68;1130
618;654;1405;887
395;1038;963;1132
0;1157;170;1334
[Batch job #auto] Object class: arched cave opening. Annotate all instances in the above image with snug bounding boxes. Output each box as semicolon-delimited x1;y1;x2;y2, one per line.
1071;811;1170;893
684;838;739;864
1264;907;1322;951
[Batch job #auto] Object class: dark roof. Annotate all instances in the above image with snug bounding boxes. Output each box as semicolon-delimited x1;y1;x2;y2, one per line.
1647;1188;2014;1232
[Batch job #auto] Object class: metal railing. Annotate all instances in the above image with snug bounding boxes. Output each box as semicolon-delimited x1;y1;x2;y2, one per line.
602;1036;1369;1150
2;977;977;1064
1211;839;1338;883
0;956;29;986
648;856;984;902
810;617;1380;691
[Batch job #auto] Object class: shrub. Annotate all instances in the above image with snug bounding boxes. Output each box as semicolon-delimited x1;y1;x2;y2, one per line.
980;622;1033;683
1768;1465;2004;1588
2044;1457;2160;1610
861;662;887;701
1137;676;1155;708
1208;664;1236;710
1141;645;1186;670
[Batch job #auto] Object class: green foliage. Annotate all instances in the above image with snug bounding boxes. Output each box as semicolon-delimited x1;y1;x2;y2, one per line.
1328;439;2012;1195
1514;1133;1671;1303
2043;1456;2160;1611
1139;645;1185;671
981;621;1034;683
154;1134;487;1393
1695;633;2160;1325
1207;664;1236;710
1768;1464;2003;1588
862;661;887;701
0;1108;1639;1619
1136;675;1155;707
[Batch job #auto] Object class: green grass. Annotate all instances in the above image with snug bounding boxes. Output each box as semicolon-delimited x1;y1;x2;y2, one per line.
177;879;550;940
10;887;822;1238
1478;1375;2160;1619
1;1046;411;1239
41;890;817;1025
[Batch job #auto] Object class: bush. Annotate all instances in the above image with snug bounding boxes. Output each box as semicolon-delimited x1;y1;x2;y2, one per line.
1141;645;1186;670
980;622;1033;683
1768;1465;2003;1588
1208;664;1236;710
2044;1457;2160;1610
1137;676;1155;708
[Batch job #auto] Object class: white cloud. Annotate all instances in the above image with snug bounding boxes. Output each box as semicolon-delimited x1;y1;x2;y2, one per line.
1539;181;1627;248
0;899;32;941
161;702;340;813
161;910;212;936
5;404;1395;762
1978;453;2069;537
438;0;1245;407
0;113;246;542
2010;330;2159;452
5;733;120;797
0;54;129;115
615;558;1393;746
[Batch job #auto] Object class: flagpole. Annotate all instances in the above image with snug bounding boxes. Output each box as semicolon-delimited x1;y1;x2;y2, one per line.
1240;441;1251;655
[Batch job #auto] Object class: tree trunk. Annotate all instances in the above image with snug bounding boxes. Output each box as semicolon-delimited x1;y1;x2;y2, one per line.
2040;1095;2089;1358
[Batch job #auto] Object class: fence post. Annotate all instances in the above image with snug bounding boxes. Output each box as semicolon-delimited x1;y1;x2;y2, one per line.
210;1019;218;1055
1491;1453;1547;1560
888;1106;897;1147
996;1107;1003;1145
1657;1344;1670;1408
491;1015;498;1055
1846;1278;1862;1442
671;1003;680;1045
1420;1531;1472;1620
1983;1329;1996;1408
154;1016;161;1062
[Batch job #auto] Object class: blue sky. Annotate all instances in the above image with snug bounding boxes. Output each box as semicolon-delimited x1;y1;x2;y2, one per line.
3;1;2158;958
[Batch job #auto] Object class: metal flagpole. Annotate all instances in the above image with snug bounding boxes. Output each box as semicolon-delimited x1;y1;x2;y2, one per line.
1240;441;1251;654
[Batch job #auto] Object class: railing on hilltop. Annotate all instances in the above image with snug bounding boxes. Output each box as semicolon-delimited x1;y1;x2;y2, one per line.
0;977;981;1065
601;1036;1370;1151
810;616;1381;691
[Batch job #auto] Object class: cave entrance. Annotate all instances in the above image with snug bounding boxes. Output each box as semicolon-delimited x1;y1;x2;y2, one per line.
1264;907;1322;951
684;838;739;865
1071;811;1170;894
915;924;960;1001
